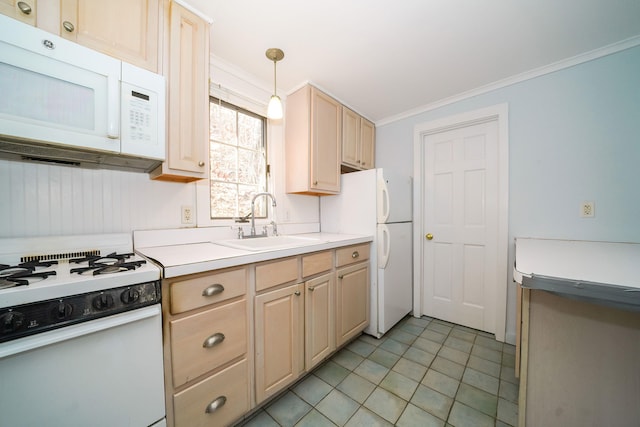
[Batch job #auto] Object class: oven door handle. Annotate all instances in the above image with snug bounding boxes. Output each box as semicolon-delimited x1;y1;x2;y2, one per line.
0;305;161;359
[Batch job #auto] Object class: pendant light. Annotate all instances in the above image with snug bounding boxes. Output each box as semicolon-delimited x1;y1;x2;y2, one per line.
265;48;284;120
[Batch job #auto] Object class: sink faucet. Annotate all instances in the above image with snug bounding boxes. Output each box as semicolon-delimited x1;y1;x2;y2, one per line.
249;192;277;237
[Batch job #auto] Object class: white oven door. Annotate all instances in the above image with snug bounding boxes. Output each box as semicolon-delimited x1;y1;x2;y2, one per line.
0;305;165;427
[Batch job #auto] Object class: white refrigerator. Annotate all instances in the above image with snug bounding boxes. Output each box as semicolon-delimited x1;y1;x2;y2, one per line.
321;168;413;338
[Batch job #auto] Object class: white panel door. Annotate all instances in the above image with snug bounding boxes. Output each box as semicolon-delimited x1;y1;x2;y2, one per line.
422;120;499;332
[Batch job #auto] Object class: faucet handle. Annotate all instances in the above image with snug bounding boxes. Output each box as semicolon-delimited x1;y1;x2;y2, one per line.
237;226;244;239
270;221;278;236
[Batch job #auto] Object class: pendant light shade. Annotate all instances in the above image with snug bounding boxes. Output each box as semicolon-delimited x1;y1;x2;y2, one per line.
265;48;284;120
267;95;283;120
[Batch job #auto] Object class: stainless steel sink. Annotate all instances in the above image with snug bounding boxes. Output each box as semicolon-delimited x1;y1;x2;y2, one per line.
214;235;324;252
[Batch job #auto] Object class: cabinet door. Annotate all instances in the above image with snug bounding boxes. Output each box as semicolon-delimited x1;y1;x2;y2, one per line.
360;118;375;170
310;87;341;193
59;0;160;72
305;273;335;370
151;1;208;181
0;0;36;25
254;283;304;403
341;106;360;169
336;262;370;347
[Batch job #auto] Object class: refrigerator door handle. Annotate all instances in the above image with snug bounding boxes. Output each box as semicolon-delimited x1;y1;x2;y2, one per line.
378;224;391;269
377;177;390;223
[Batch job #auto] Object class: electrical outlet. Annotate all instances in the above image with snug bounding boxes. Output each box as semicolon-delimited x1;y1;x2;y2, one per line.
580;201;595;218
181;205;194;224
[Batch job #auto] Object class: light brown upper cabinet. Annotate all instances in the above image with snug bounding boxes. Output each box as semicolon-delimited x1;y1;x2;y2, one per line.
285;85;341;195
150;1;209;182
58;0;161;72
0;0;37;25
342;106;375;171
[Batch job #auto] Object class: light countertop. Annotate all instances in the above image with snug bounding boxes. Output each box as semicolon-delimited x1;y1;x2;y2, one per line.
513;237;640;310
136;232;373;278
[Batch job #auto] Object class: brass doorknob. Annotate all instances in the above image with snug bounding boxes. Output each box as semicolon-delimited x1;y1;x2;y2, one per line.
425;233;433;240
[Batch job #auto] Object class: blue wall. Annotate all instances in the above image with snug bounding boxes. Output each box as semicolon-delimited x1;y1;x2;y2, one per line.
376;45;640;340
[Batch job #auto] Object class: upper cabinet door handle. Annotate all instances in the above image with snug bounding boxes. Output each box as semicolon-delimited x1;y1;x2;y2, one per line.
202;283;224;297
62;21;75;33
17;1;32;15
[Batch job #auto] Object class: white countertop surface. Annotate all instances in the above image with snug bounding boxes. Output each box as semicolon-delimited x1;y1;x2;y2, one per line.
136;232;373;278
514;238;640;289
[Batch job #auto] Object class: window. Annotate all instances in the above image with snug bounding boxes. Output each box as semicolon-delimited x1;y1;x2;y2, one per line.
209;97;268;220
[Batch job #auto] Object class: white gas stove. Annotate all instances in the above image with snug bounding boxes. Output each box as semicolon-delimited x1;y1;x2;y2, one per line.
0;233;166;427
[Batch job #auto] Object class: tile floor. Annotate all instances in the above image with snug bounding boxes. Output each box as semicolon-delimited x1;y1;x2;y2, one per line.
238;316;519;427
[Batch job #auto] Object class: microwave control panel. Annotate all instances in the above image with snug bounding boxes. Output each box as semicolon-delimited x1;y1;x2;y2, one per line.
120;62;165;160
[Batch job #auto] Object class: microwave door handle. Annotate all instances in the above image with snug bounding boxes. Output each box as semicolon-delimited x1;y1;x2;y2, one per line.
106;74;119;139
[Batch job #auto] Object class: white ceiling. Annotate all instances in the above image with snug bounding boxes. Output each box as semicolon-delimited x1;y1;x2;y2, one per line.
187;0;640;124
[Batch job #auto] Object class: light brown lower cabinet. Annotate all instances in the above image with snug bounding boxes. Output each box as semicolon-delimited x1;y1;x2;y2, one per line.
254;282;304;404
162;266;250;427
162;244;370;426
305;272;335;370
336;262;370;347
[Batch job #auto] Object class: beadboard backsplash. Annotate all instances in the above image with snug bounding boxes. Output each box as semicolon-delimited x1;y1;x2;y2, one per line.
0;159;196;237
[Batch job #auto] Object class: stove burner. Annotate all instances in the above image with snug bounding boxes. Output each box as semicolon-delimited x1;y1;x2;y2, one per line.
0;269;57;289
70;259;146;276
70;252;134;266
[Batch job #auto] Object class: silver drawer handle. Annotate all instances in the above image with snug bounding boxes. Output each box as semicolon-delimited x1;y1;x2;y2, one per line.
17;1;32;15
205;396;227;414
352;251;359;259
62;21;75;32
203;332;225;348
202;283;224;297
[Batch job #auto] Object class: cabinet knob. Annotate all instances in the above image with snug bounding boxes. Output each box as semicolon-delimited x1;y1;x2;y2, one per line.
338;274;344;279
62;21;75;33
205;396;227;414
313;180;318;185
294;290;301;296
17;1;32;15
352;251;359;259
202;332;225;348
198;161;205;167
202;283;224;297
308;286;315;292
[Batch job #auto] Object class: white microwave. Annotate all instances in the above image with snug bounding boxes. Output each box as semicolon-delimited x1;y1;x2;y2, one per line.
0;14;165;172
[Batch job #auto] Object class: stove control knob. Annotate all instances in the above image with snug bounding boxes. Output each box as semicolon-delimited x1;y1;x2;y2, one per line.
1;311;25;333
92;293;115;310
120;288;140;304
54;301;73;320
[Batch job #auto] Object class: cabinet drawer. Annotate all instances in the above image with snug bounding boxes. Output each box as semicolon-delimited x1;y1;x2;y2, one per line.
255;257;298;292
170;299;247;387
302;251;333;278
336;244;370;267
173;358;249;427
170;267;247;314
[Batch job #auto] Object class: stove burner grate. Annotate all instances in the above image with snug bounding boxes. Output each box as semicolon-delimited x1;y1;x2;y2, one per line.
0;269;57;289
70;259;146;276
